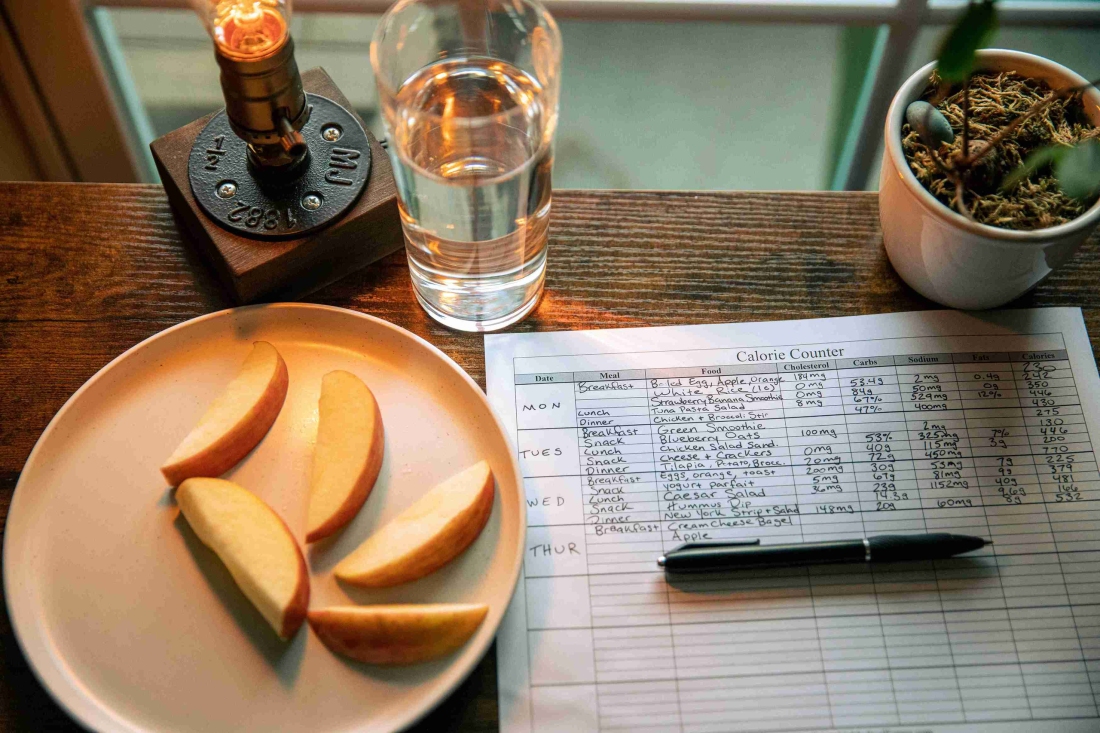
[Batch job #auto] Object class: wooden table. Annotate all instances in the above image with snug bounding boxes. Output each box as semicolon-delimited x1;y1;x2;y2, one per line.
1;182;1098;731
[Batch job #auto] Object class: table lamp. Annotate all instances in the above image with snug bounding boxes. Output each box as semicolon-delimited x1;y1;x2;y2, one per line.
150;0;403;303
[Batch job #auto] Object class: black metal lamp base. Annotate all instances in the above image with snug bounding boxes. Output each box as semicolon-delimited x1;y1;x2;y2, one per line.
152;67;402;303
188;93;371;240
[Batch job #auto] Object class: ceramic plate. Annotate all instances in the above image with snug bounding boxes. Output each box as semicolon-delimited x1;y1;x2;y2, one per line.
3;304;524;733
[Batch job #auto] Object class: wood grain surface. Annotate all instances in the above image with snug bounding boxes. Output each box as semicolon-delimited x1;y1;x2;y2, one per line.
1;182;1098;732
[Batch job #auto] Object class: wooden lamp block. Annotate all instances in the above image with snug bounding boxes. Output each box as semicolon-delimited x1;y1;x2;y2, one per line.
150;68;404;303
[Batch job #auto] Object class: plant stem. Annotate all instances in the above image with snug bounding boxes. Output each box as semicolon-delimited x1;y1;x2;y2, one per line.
929;148;975;221
961;77;971;165
959;77;972;211
952;182;974;221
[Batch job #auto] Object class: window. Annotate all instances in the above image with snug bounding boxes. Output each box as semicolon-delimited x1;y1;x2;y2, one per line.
3;0;1098;189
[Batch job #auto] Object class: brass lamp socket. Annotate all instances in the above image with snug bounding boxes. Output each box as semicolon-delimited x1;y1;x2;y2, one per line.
215;37;311;170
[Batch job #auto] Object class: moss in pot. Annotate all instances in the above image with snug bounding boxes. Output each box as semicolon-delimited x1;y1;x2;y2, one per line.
900;0;1100;232
903;71;1099;230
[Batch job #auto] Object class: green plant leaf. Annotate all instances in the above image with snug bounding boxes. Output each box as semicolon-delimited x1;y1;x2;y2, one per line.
937;0;999;83
1002;145;1065;192
1054;139;1100;200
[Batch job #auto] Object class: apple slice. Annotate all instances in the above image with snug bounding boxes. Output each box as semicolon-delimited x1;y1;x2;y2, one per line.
177;477;309;640
307;604;488;665
334;461;494;587
161;341;289;486
306;370;385;543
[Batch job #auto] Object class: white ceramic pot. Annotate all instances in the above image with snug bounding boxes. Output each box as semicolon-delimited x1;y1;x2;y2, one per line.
879;49;1100;310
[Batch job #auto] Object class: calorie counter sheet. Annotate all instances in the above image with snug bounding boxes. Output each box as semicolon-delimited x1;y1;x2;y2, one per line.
484;308;1100;733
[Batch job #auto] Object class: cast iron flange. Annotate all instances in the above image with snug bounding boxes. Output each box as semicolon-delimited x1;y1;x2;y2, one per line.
188;93;371;240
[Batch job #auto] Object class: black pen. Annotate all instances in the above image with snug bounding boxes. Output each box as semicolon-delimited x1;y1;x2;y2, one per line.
657;533;988;573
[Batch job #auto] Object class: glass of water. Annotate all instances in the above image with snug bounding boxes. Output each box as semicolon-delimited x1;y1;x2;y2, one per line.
371;0;561;332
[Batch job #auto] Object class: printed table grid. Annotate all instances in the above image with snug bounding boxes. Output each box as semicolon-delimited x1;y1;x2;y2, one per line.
515;341;1100;732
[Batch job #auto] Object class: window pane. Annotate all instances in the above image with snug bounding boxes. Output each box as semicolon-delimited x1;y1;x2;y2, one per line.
553;20;844;189
104;9;852;190
104;10;382;142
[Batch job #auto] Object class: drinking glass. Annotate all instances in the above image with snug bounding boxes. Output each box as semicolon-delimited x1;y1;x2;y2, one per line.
371;0;561;332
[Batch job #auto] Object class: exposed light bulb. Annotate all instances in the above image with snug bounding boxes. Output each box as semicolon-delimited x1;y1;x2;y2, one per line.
189;0;308;170
171;0;377;246
192;0;291;61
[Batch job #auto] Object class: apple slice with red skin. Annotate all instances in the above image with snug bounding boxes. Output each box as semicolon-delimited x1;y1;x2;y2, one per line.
161;341;288;486
176;477;309;640
307;604;489;665
333;460;494;587
306;370;385;543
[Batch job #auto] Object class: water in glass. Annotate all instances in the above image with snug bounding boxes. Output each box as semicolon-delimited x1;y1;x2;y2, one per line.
388;56;552;331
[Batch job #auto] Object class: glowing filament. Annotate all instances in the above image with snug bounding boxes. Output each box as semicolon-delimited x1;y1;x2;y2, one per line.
209;0;289;59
